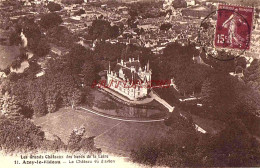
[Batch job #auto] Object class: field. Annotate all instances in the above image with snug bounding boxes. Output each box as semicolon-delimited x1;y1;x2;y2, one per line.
33;107;169;156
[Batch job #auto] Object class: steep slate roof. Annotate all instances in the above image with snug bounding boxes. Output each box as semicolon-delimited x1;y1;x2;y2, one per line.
113;61;142;82
125;61;141;69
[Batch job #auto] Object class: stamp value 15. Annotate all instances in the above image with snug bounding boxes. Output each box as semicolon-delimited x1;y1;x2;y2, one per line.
215;4;254;50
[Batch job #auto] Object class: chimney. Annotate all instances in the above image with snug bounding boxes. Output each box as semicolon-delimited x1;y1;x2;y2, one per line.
131;66;135;73
138;67;142;72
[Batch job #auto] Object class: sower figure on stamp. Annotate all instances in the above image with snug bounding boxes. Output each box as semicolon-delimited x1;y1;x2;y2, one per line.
222;11;247;47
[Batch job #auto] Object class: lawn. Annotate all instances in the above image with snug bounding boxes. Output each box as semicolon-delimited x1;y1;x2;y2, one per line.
33;107;169;156
0;45;20;70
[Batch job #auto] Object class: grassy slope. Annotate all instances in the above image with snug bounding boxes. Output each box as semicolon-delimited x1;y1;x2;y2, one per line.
33;107;169;156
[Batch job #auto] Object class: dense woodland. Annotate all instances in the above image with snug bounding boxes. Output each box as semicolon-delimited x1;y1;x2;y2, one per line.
0;2;260;166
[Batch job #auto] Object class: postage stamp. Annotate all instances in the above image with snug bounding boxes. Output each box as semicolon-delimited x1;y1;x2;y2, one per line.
214;4;254;50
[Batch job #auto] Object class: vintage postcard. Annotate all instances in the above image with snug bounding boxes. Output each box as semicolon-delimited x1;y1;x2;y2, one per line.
0;0;260;168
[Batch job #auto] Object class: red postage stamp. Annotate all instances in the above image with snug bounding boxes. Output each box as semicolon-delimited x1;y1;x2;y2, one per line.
214;4;254;50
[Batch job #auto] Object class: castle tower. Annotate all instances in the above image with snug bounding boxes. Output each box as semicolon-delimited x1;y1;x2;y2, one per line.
147;60;149;72
108;61;111;74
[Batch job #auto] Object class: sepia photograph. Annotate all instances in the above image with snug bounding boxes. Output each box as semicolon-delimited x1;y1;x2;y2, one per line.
0;0;260;167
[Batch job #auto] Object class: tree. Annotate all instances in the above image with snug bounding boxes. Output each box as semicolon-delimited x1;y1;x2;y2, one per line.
67;126;101;153
32;39;50;57
157;42;199;81
174;64;210;95
67;88;82;109
81;61;96;86
200;51;236;73
0;115;70;152
201;72;239;119
131;109;201;167
47;2;62;12
201;22;210;30
21;17;41;40
74;9;85;16
1;92;21;117
88;19;119;40
9;30;21;46
0;116;45;152
172;0;187;9
9;16;41;47
40;13;63;29
244;59;260;90
201;119;260;167
131;116;260;167
7;77;29;105
10;59;22;70
31;90;48;117
46;26;77;48
65;44;93;75
97;41;124;58
17;16;41;50
160;23;172;31
131;145;159;166
61;0;84;5
155;149;185;167
45;87;61;113
8;72;20;82
129;9;138;19
236;57;247;69
110;25;119;39
44;56;85;110
127;18;138;28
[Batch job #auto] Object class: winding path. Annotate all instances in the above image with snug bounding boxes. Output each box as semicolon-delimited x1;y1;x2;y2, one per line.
78;107;206;133
78;107;165;123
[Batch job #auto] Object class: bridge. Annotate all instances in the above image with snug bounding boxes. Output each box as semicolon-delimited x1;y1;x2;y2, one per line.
149;90;174;112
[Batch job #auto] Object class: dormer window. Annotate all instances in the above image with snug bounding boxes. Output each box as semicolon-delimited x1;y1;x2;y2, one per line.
119;68;124;78
130;66;135;73
138;67;142;72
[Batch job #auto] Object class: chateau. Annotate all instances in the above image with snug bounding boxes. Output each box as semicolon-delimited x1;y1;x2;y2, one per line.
107;58;152;100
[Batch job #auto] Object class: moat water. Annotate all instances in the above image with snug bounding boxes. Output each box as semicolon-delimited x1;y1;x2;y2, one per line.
89;89;168;119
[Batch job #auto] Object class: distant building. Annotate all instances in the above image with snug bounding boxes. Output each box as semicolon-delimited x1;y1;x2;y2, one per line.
20;30;28;48
187;0;195;6
101;4;107;10
24;0;32;6
181;6;211;18
106;58;152;100
118;6;128;14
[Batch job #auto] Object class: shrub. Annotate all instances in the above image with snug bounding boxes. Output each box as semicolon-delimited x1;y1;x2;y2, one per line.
47;2;62;12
